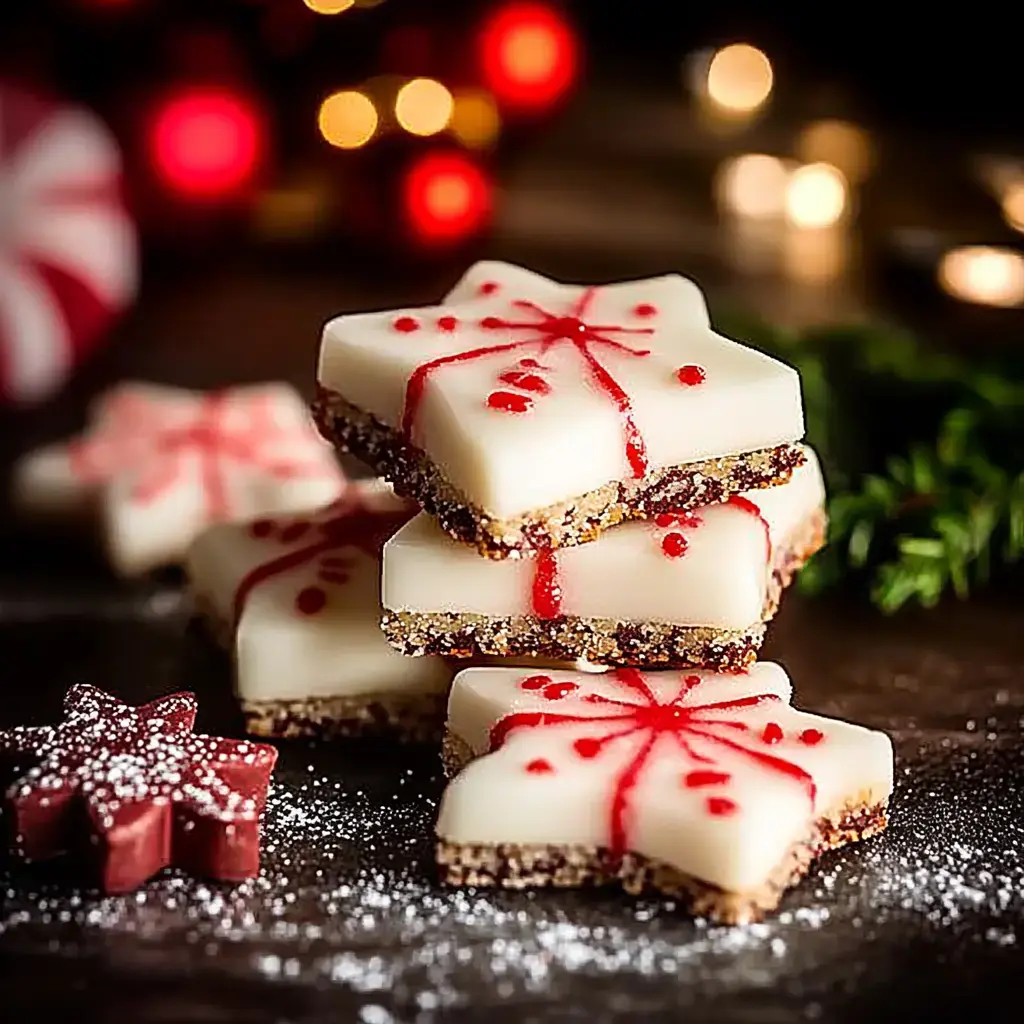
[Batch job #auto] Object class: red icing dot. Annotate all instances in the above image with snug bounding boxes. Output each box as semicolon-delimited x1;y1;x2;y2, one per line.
684;770;731;788
392;316;420;333
541;682;578;701
498;370;551;394
676;364;706;386
680;674;701;693
249;519;274;538
486;391;533;413
762;722;784;745
279;521;312;544
437;315;458;331
479;281;500;296
518;357;543;368
633;302;658;318
480;315;504;330
654;513;676;527
800;728;825;746
706;796;738;817
520;674;552;691
573;737;602;759
661;532;688;558
295;586;327;616
525;758;554;774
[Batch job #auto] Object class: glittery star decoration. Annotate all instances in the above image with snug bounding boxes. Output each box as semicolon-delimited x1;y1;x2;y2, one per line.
0;685;278;892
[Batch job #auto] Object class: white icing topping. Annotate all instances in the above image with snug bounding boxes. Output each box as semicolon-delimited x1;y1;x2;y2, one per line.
318;261;804;519
438;664;893;894
384;448;824;629
13;382;345;576
185;481;451;704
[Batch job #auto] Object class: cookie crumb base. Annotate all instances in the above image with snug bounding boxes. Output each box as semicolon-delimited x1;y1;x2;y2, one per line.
242;693;447;743
385;611;764;671
314;387;806;559
436;802;888;925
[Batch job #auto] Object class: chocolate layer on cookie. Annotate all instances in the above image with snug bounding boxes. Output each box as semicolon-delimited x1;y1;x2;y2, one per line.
434;664;893;924
316;260;805;558
186;480;452;741
382;449;826;670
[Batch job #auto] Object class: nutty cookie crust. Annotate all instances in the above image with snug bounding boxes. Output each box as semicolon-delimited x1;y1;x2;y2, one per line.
314;386;806;559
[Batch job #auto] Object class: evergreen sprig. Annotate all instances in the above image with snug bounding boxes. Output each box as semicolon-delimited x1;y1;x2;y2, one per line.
718;314;1024;612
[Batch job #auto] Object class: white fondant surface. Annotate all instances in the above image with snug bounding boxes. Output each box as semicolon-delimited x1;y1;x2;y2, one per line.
186;480;451;704
319;261;804;518
438;664;893;894
384;448;824;629
13;382;345;576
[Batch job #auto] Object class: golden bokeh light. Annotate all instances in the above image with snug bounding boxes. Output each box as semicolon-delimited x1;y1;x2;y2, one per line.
450;89;501;149
318;90;378;149
783;225;847;283
938;246;1024;308
303;0;355;14
785;163;848;228
706;44;773;114
797;120;874;184
715;154;790;219
1001;183;1024;232
395;78;454;137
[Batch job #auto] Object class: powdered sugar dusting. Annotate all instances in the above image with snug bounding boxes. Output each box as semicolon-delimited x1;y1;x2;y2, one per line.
3;731;1022;1017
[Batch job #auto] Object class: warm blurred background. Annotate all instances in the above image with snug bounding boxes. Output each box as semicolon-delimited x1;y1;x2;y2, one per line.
0;0;1022;608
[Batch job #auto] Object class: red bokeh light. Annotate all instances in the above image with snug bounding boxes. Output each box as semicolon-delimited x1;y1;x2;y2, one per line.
478;2;578;113
403;152;492;245
149;90;263;199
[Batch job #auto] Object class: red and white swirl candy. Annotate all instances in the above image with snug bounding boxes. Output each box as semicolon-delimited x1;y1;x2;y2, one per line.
0;83;137;403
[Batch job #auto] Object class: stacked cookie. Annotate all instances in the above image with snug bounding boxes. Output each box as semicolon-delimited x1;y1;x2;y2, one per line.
311;261;894;922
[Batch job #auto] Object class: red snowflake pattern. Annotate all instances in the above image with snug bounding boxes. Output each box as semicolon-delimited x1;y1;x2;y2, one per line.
491;668;822;855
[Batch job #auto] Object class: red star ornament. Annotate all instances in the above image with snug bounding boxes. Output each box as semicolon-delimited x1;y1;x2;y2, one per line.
0;684;277;892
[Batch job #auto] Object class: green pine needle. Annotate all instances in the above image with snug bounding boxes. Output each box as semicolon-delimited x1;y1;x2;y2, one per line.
718;313;1024;612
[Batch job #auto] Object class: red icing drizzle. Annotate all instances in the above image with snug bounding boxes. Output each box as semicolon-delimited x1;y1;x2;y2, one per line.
726;495;772;562
401;287;655;478
684;769;731;788
486;391;533;413
676;364;706;386
490;668;817;856
706;796;738;817
531;551;562;619
661;532;688;558
231;492;410;624
67;390;335;523
520;674;552;691
295;586;327;616
498;368;551;394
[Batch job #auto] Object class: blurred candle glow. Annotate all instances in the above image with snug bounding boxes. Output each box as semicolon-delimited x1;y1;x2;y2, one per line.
318;90;378;149
706;44;773;114
938;246;1024;307
785;163;847;228
303;0;355;13
450;89;501;149
796;120;873;184
395;78;454;137
715;154;789;219
1001;184;1024;232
